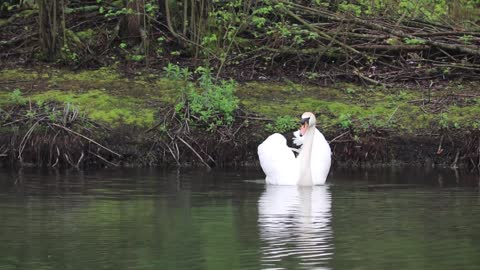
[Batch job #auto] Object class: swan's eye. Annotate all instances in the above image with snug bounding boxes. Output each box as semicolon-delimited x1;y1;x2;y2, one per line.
300;117;310;125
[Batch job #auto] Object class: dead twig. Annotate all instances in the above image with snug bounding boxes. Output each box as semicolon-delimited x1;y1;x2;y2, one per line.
329;131;350;144
353;69;387;87
51;123;122;157
52;147;60;167
18;119;43;162
177;136;211;170
437;135;444;155
88;151;119;167
164;142;180;165
451;150;460;169
76;151;85;168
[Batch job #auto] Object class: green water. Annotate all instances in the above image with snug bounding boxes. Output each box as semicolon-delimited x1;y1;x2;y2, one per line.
0;168;479;270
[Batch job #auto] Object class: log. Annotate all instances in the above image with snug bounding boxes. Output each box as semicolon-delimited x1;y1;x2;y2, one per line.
352;44;430;51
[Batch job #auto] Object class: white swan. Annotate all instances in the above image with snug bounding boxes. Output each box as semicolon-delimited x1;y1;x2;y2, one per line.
257;112;331;185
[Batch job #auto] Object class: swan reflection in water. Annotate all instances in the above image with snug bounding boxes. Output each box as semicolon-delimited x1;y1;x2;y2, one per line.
258;185;333;270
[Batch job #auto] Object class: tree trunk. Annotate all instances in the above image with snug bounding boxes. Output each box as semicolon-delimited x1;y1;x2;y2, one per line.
37;0;63;60
125;0;144;40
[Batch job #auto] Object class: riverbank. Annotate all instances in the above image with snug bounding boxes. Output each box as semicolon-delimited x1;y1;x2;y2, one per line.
1;66;479;169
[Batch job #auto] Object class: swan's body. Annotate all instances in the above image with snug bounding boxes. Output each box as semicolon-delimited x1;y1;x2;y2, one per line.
258;112;331;186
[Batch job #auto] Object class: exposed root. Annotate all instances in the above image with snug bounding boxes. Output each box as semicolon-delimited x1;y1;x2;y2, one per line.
0;101;120;168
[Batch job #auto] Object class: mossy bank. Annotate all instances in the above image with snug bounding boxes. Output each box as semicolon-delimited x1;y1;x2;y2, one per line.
1;66;479;169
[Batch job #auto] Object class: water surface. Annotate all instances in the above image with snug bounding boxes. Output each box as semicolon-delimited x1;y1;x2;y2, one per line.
0;167;479;270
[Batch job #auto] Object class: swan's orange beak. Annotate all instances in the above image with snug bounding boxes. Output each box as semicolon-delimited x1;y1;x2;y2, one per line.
300;117;310;136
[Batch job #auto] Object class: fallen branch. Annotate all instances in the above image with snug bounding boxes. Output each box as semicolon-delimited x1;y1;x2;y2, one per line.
353;69;386;87
351;44;429;51
279;4;361;56
51;123;122;157
451;150;460;169
177;136;211;169
88;151;119;167
329;131;350;144
18;119;42;161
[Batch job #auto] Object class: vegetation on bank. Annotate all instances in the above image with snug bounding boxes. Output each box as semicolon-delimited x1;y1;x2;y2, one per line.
1;66;479;168
2;66;479;133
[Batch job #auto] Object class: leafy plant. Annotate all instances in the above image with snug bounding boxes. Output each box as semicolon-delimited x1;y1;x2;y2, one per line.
128;54;145;62
252;16;267;28
404;38;426;45
104;7;135;18
305;72;320;80
338;2;362;16
472;121;480;130
167;64;239;129
25;109;36;119
396;90;409;101
439;113;449;129
163;63;191;81
459;35;474;45
345;87;356;95
266;115;298;133
60;45;79;63
338;113;353;129
7;89;27;105
155;36;165;55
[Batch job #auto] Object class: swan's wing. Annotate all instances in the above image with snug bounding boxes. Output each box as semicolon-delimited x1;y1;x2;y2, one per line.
258;133;299;185
292;130;304;146
311;129;332;185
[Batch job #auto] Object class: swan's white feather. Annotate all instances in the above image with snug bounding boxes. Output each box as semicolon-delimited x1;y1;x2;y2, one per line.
310;129;331;185
292;130;304;146
257;133;299;185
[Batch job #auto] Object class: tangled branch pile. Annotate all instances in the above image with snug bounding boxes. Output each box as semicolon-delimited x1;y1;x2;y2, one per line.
0;0;479;83
260;1;480;84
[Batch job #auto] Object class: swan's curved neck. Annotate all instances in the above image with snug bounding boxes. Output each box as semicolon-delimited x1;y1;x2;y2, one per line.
297;126;315;186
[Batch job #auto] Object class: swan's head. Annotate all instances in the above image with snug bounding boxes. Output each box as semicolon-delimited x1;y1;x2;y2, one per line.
300;112;316;136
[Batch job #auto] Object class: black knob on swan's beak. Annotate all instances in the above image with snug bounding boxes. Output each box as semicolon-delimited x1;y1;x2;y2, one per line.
300;117;310;125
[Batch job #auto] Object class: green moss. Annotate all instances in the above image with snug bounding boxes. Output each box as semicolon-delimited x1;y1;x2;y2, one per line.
31;89;156;128
0;69;44;81
0;92;8;106
0;9;36;27
76;28;95;41
51;67;122;83
154;78;186;103
447;105;480;129
18;9;37;18
238;81;480;134
0;68;188;129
